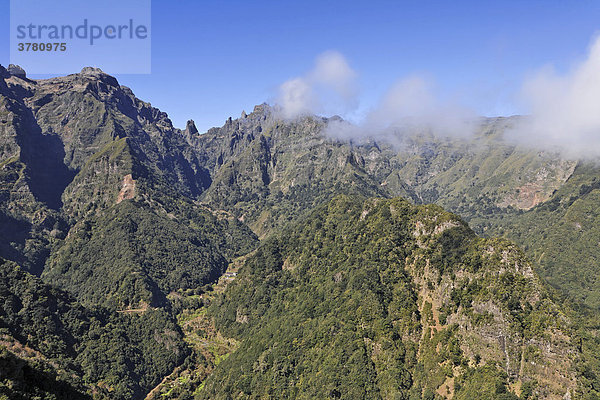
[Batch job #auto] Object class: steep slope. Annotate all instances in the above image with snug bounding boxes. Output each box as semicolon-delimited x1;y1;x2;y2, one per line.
360;117;576;227
485;162;600;309
28;66;211;215
187;106;393;237
187;110;573;240
0;65;259;399
0;258;187;399
0;66;69;275
43;198;255;309
0;64;258;309
1;64;598;399
200;195;579;399
187;109;600;312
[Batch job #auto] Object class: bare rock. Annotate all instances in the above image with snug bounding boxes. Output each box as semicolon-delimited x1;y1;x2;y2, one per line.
185;119;199;135
7;64;26;79
80;66;105;75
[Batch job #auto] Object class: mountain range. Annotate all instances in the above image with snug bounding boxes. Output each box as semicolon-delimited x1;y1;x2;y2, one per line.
1;64;599;399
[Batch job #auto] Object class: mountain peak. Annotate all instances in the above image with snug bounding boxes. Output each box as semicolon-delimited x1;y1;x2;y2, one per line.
7;64;27;79
80;66;106;76
252;102;272;115
185;119;199;135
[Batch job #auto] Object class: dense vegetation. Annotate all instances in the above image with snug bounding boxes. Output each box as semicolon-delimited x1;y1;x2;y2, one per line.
0;258;188;399
43;197;256;309
190;107;600;314
197;195;577;399
0;65;258;400
195;112;388;237
481;163;600;309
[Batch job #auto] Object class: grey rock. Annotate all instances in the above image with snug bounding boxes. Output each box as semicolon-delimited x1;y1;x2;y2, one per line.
77;66;119;88
80;66;105;75
8;64;26;78
185;120;199;135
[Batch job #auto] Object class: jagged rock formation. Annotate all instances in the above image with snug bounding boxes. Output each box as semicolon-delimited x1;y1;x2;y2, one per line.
0;65;256;307
183;105;599;308
186;104;390;236
183;107;575;238
7;64;26;79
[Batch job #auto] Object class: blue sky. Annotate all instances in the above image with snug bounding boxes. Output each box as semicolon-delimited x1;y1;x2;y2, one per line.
1;0;600;132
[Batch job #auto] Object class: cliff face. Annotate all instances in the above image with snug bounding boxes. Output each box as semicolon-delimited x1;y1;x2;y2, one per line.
1;65;69;274
0;66;258;399
0;66;257;309
185;106;600;309
187;105;389;236
184;108;575;238
18;66;211;216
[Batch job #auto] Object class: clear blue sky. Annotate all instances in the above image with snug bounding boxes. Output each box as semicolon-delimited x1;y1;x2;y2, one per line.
1;0;600;132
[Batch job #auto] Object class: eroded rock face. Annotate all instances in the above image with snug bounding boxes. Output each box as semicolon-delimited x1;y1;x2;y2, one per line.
407;241;576;399
116;174;136;203
0;66;595;400
182;107;580;240
0;66;242;291
7;64;26;79
80;66;105;75
1;65;212;220
185;119;199;135
497;161;577;210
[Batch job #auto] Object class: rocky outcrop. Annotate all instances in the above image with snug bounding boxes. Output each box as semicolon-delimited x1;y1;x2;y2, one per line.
200;196;579;399
7;64;26;79
185;119;199;135
116;173;136;203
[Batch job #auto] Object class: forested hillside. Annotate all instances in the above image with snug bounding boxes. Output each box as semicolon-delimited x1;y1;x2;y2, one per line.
185;104;597;310
0;65;257;399
483;163;600;308
0;258;187;399
199;195;580;399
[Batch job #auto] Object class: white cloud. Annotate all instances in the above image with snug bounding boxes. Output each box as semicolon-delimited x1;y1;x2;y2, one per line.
369;76;475;134
508;36;600;158
310;51;358;103
276;37;600;159
278;77;315;119
276;51;358;119
276;51;476;141
325;75;477;142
